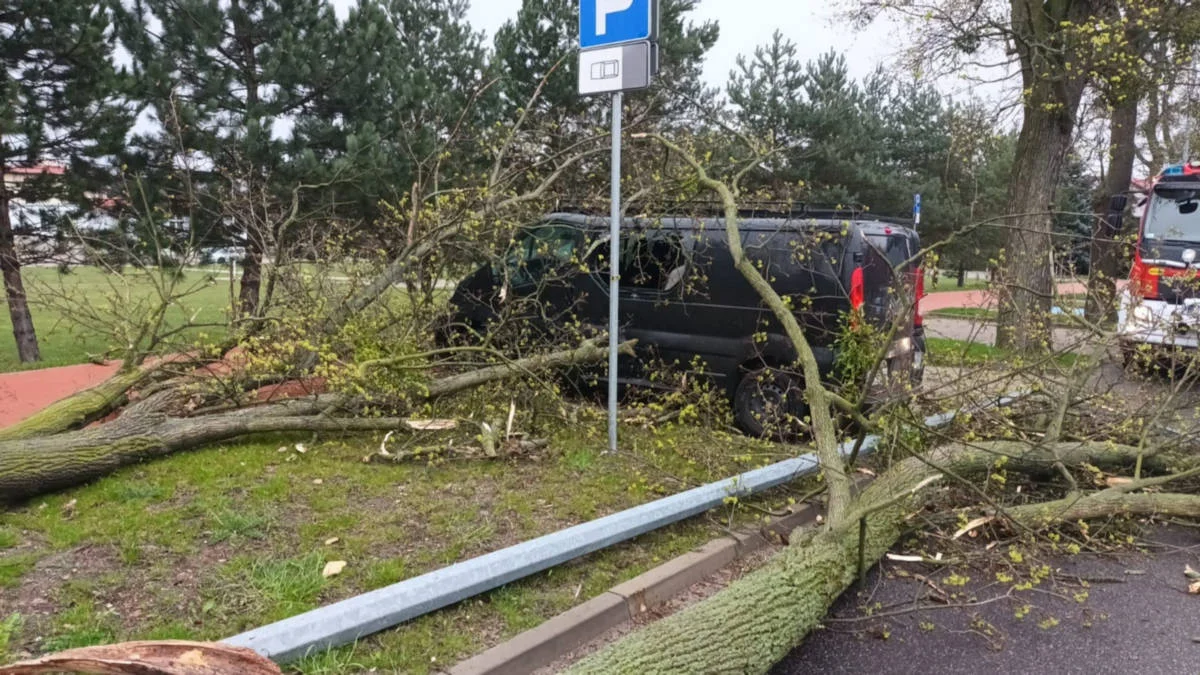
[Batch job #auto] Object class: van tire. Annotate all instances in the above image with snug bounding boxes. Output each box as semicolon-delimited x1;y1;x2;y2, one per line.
734;367;808;439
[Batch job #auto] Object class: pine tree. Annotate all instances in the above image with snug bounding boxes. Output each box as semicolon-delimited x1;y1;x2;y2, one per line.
124;0;345;318
726;31;808;168
492;0;718;123
1;0;133;362
290;0;491;224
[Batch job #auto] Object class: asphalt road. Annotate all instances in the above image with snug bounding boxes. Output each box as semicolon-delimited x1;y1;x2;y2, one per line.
773;525;1200;675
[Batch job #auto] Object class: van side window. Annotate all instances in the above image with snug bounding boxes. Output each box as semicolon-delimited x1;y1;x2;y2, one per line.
620;230;688;292
746;230;841;280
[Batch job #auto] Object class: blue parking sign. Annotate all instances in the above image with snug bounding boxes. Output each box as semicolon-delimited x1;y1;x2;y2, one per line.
580;0;654;49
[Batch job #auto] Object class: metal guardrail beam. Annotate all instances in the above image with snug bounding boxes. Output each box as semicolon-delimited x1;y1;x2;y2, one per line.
224;394;1022;663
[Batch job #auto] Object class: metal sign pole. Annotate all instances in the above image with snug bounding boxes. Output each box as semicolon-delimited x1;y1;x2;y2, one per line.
607;91;623;454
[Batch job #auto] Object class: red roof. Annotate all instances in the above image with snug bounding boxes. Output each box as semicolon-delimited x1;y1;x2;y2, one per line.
7;163;66;176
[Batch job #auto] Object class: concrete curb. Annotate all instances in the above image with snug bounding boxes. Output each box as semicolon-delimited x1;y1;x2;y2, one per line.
448;499;829;675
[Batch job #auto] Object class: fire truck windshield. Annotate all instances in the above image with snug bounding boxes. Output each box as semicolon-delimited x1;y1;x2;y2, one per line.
1145;187;1200;243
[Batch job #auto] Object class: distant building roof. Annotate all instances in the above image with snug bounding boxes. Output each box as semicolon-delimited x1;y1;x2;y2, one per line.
5;163;67;176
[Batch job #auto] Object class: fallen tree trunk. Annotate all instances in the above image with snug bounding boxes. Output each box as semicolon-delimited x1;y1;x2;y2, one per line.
0;639;281;674
0;409;409;502
567;440;1179;674
0;339;626;504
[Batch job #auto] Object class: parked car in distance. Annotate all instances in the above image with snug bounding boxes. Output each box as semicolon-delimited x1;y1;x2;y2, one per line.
447;210;923;437
201;246;246;265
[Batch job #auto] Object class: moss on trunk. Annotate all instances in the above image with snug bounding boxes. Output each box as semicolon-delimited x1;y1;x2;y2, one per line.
0;367;153;442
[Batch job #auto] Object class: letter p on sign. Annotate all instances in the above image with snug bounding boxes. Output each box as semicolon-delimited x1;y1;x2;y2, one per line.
596;0;635;35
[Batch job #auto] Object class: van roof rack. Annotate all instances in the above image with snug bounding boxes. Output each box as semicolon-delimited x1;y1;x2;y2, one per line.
550;199;913;225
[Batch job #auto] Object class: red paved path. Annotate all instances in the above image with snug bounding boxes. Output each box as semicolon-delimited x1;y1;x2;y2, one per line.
919;281;1090;313
0;362;121;428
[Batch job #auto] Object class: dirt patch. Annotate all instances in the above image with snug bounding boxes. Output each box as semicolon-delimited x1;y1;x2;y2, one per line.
536;543;782;674
0;544;120;651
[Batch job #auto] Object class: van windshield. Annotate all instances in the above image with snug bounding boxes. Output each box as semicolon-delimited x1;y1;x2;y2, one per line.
1145;189;1200;243
497;224;581;285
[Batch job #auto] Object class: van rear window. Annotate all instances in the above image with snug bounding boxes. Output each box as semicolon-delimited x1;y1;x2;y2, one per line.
866;234;912;271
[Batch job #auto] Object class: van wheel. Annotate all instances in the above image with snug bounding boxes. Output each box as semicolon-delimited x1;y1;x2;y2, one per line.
734;367;808;439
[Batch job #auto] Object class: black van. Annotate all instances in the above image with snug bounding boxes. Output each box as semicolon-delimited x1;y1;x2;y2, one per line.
859;221;926;382
447;211;921;435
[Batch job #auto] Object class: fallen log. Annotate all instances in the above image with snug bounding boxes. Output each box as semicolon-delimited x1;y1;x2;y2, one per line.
0;339;629;504
0;639;281;674
567;440;1180;674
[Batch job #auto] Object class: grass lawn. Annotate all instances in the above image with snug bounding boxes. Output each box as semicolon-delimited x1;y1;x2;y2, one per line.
0;266;233;373
926;336;1079;367
923;274;990;293
0;411;813;671
1;264;455;374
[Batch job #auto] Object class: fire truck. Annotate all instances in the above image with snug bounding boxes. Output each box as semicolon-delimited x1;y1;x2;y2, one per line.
1117;161;1200;363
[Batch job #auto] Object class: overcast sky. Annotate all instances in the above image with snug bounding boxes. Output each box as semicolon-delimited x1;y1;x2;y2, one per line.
323;0;1011;102
463;0;903;89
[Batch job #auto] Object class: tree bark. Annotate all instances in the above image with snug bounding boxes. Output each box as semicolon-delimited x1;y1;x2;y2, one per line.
0;639;282;675
0;159;41;363
994;0;1089;353
0;410;407;503
568;440;1175;674
1085;97;1138;323
994;104;1078;352
237;240;263;318
0;339;622;503
1011;489;1200;528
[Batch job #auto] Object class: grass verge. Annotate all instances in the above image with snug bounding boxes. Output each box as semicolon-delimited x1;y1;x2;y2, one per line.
926;337;1080;368
0;411;812;672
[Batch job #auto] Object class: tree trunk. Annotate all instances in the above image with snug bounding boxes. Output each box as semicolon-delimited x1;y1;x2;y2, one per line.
0;339;620;503
1141;88;1169;175
568;440;1174;674
994;0;1088;353
1085;98;1138;323
0;409;407;503
994;105;1079;352
956;263;965;288
0;162;41;363
237;241;263;318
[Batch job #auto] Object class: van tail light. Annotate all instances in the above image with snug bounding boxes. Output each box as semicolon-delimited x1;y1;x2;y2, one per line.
1130;256;1160;300
850;266;865;311
913;270;925;326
